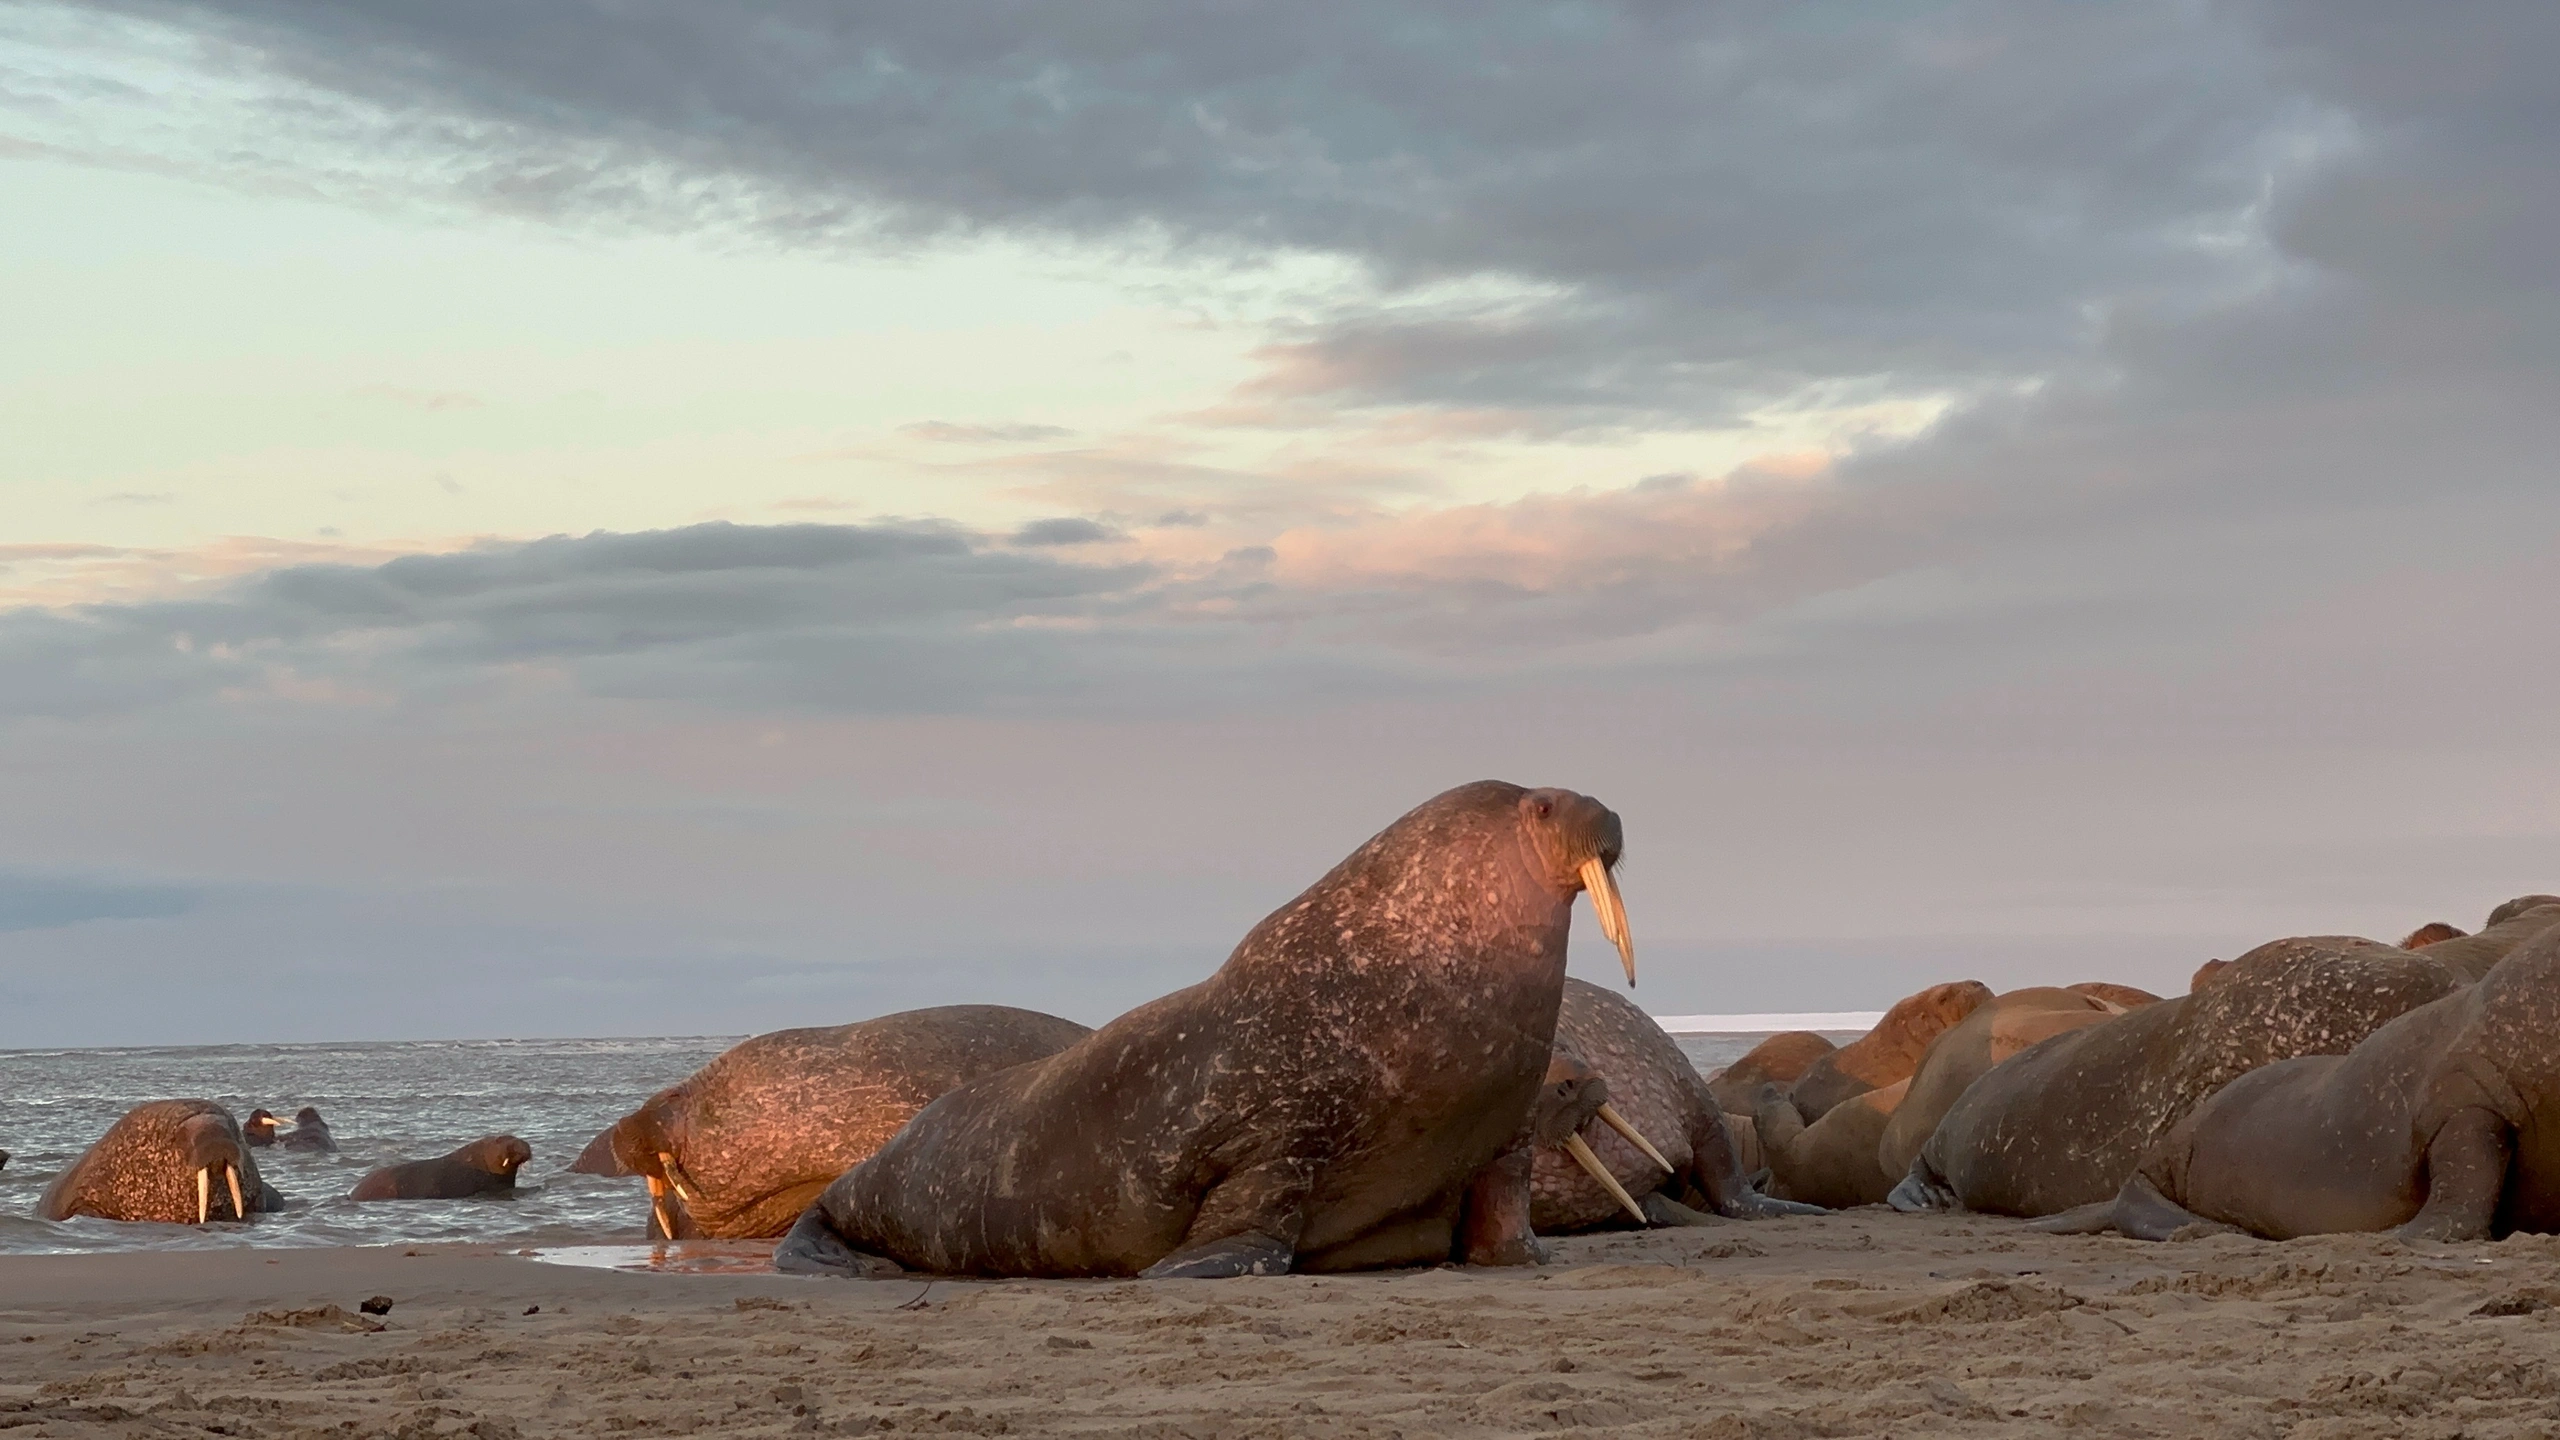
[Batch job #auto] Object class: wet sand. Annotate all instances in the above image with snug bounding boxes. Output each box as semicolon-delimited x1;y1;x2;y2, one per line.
7;1212;2560;1437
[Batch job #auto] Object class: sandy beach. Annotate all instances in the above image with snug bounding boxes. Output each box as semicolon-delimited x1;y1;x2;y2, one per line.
9;1212;2560;1439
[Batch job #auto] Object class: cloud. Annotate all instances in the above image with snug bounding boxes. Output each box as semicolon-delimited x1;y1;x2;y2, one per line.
0;870;197;932
900;421;1076;445
1008;517;1121;548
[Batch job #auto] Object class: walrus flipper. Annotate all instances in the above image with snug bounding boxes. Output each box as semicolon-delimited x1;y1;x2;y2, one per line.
1689;1099;1822;1219
2395;1108;2512;1243
2109;1175;2237;1242
1139;1232;1294;1279
773;1207;906;1278
1886;1155;1958;1213
2027;1199;2121;1235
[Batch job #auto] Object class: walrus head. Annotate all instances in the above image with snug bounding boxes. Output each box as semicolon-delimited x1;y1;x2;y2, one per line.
1518;788;1634;984
1536;1050;1672;1224
2485;896;2560;929
177;1113;250;1225
292;1107;327;1128
2399;921;2468;949
458;1135;533;1177
241;1109;281;1146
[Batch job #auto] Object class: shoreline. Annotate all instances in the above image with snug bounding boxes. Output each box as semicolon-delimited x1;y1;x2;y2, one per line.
9;1215;2559;1437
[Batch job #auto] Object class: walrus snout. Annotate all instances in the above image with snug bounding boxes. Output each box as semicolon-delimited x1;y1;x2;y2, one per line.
1518;789;1634;985
1536;1051;1670;1224
179;1115;249;1225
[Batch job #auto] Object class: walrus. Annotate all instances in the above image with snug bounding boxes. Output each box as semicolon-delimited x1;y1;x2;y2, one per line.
2047;926;2560;1241
1530;978;1819;1233
2486;894;2560;928
275;1106;337;1153
2407;904;2560;984
2067;981;2161;1010
569;1126;632;1176
0;1149;9;1173
38;1101;283;1225
1785;981;1992;1122
588;1005;1095;1238
350;1136;533;1201
2400;922;2467;949
1874;986;2123;1183
1888;937;2460;1217
2190;957;2232;992
776;780;1635;1279
1754;1078;1907;1208
1704;1031;1835;1115
242;1110;283;1148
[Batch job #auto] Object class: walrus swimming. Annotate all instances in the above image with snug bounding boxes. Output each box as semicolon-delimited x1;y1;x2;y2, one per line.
776;780;1635;1279
277;1106;337;1153
2405;903;2560;984
38;1101;283;1225
242;1110;282;1148
1888;937;2460;1217
1704;1031;1835;1115
1785;981;1992;1122
2048;926;2560;1241
1874;986;2123;1183
350;1136;533;1201
588;1006;1094;1238
1531;978;1817;1232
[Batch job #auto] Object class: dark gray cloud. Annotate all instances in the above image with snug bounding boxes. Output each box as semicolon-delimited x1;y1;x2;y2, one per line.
76;0;2324;427
0;871;196;933
1008;517;1121;548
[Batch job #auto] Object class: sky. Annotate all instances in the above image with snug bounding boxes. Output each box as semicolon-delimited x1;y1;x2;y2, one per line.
3;1;2555;1047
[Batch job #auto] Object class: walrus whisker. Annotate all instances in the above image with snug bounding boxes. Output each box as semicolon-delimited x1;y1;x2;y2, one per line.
1563;1134;1648;1224
225;1163;246;1221
1578;858;1635;985
1594;1104;1673;1174
195;1166;211;1226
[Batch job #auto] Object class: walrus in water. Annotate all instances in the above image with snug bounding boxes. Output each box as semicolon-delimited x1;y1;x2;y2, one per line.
1704;1031;1835;1116
38;1101;283;1225
1874;986;2124;1183
1785;981;1992;1122
276;1106;337;1153
777;781;1635;1279
1531;978;1817;1232
2048;926;2560;1241
350;1136;533;1201
2404;901;2560;984
1889;937;2460;1217
242;1110;283;1148
583;1005;1094;1238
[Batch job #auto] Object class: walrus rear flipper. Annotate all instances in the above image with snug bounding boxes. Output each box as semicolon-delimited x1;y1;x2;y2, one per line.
2028;1199;2120;1235
2395;1108;2512;1243
1139;1232;1294;1279
2110;1175;2239;1241
772;1207;906;1278
1886;1154;1958;1213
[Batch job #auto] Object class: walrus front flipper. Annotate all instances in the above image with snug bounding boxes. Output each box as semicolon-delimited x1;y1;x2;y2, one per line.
772;1207;906;1278
2110;1175;2237;1242
1686;1096;1822;1218
2396;1108;2512;1243
2028;1199;2122;1235
1886;1154;1958;1213
1139;1232;1294;1279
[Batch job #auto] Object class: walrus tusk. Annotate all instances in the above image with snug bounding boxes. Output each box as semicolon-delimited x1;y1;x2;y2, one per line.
645;1174;676;1240
226;1164;247;1221
1595;1104;1673;1174
196;1167;211;1226
657;1152;699;1205
1563;1134;1649;1225
1579;857;1634;985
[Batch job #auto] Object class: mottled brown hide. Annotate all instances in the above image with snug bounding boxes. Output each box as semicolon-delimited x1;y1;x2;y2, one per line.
2399;922;2467;949
1895;938;2458;1217
2486;895;2560;928
2189;958;2232;993
1704;1031;1835;1115
1788;981;1992;1121
1876;987;2121;1182
39;1101;280;1225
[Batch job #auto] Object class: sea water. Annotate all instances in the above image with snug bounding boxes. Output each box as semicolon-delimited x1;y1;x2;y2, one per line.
0;1032;1782;1255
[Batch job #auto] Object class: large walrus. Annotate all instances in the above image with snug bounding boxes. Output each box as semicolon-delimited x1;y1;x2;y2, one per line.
1786;981;1992;1122
350;1136;533;1201
776;781;1635;1279
1704;1032;1835;1115
2405;901;2560;984
1531;978;1817;1232
1889;938;2460;1217
581;1006;1094;1238
1874;986;2124;1182
2049;926;2560;1241
38;1101;284;1225
1754;1077;1907;1208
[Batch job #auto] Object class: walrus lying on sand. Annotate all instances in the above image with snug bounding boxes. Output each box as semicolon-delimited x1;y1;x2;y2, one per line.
351;1136;532;1201
1890;937;2461;1217
1754;1078;1907;1208
2045;926;2560;1241
39;1101;285;1225
2401;900;2560;984
1704;1032;1835;1116
778;781;1635;1279
1532;978;1819;1232
1786;982;1992;1122
576;1006;1093;1238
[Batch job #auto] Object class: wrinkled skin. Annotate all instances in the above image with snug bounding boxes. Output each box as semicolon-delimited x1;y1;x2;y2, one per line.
1704;1032;1835;1116
39;1100;285;1225
2411;905;2560;984
1756;1078;1906;1208
1876;986;2125;1182
584;1006;1093;1238
1788;982;1993;1122
2067;926;2560;1242
350;1135;533;1201
1891;938;2461;1217
777;781;1624;1279
1531;978;1814;1232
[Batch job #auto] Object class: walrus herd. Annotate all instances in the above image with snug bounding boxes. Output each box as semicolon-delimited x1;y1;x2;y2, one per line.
16;783;2560;1267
